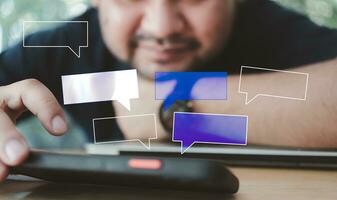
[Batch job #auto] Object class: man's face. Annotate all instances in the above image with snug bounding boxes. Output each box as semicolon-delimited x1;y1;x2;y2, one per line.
93;0;236;78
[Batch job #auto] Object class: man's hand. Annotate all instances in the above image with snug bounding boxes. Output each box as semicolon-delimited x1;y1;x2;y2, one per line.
0;79;68;181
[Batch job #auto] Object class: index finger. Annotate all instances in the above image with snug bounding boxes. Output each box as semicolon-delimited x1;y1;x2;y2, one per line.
4;79;68;135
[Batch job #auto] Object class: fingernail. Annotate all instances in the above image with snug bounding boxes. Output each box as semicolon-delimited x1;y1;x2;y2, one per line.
5;139;27;163
52;115;67;133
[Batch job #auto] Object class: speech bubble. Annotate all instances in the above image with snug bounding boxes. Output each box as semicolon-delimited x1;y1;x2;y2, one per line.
172;112;248;154
61;69;139;110
239;66;309;104
23;21;88;58
93;114;157;150
155;72;228;110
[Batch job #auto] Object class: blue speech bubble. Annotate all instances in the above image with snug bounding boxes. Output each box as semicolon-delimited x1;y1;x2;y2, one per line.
155;72;227;111
172;112;248;154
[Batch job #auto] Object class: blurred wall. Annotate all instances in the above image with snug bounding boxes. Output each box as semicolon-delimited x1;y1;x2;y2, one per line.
1;0;337;53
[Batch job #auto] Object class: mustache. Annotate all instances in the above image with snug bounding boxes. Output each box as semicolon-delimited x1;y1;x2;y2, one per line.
129;33;200;49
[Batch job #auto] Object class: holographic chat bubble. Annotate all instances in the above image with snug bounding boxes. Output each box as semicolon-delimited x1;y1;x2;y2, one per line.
23;21;88;58
155;72;228;110
172;112;248;154
93;114;157;150
239;66;309;104
62;69;139;110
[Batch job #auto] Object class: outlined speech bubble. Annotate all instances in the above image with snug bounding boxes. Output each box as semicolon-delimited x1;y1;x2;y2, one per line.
93;114;158;150
239;66;309;104
155;72;228;110
62;69;139;110
172;112;248;154
23;21;88;58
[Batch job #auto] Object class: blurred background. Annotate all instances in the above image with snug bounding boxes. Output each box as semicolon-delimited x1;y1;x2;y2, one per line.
0;0;337;53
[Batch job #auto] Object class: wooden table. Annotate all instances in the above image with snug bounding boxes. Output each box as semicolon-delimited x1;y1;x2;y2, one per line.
0;167;336;200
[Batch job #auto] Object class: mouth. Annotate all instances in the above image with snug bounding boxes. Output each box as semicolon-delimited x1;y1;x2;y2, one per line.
131;37;200;67
141;44;194;64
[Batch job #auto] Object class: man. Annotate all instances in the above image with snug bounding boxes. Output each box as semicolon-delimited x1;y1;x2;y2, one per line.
0;0;337;181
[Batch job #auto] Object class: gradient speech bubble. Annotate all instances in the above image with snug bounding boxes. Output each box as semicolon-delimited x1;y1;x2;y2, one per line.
239;66;309;104
155;72;227;110
62;69;139;110
23;21;88;58
93;114;157;150
172;112;248;154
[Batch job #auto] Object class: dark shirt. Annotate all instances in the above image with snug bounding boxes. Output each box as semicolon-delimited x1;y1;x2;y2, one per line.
1;0;337;141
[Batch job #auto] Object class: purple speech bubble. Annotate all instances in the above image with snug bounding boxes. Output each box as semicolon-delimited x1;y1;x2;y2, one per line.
172;112;248;154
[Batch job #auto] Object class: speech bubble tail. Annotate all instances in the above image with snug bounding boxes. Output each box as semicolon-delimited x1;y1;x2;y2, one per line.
117;99;131;111
180;141;194;154
138;139;151;150
68;46;81;58
163;98;176;111
245;93;258;105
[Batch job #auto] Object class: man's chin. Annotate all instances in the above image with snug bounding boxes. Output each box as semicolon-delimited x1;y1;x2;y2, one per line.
132;60;195;79
152;63;189;71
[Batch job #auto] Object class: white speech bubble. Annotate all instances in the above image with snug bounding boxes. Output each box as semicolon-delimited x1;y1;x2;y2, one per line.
23;21;88;58
92;114;158;150
239;66;309;104
61;69;139;110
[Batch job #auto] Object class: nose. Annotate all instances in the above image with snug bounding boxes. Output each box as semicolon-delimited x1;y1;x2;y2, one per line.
141;1;186;38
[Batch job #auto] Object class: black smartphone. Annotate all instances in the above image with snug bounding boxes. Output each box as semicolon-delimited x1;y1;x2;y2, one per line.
9;150;239;193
